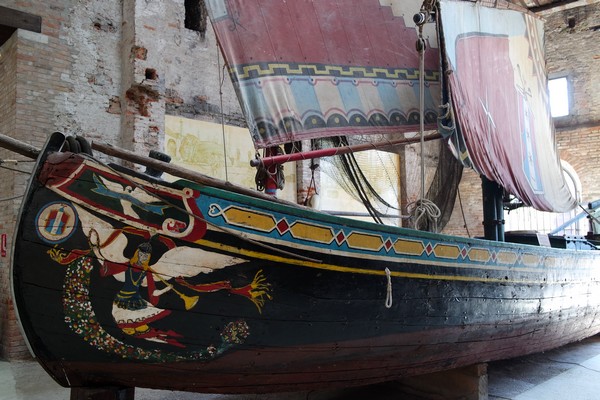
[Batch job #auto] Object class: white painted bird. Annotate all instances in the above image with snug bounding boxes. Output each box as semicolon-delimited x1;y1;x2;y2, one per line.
92;174;168;219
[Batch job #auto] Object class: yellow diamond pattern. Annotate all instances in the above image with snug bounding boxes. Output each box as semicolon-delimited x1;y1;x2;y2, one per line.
394;239;425;256
468;248;491;263
222;207;276;232
433;244;461;259
289;222;334;243
496;251;519;265
346;232;384;251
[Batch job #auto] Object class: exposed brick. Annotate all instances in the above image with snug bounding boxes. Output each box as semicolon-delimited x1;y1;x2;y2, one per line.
125;84;160;117
106;96;121;114
131;45;147;60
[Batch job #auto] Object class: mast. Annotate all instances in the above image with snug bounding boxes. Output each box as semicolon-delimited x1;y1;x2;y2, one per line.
482;176;505;241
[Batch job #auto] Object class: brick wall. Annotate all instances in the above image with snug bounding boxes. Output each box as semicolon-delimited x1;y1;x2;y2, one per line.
0;0;246;360
0;34;21;359
556;125;600;205
443;169;485;238
543;2;600;207
120;0;243;159
544;3;600;218
0;25;79;360
544;2;600;128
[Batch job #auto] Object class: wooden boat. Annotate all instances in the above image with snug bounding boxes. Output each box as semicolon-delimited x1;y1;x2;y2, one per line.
8;0;600;395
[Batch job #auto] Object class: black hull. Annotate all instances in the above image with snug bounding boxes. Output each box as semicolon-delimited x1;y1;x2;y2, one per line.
11;133;600;393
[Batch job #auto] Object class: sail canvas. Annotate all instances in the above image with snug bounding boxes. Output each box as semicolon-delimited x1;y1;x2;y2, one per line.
205;0;440;149
438;0;576;212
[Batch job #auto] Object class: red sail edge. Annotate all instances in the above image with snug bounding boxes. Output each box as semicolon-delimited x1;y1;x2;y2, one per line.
438;0;577;212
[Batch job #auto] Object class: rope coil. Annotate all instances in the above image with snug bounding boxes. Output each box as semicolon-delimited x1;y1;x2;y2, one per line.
385;267;393;309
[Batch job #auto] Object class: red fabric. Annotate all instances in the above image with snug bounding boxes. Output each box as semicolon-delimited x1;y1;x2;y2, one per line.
54;249;90;265
440;1;577;212
145;271;159;306
175;278;232;293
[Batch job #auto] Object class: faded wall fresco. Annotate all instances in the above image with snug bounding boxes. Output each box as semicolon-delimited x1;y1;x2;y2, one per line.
165;116;297;202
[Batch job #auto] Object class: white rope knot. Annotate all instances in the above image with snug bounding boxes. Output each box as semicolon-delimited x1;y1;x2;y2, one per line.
385;267;393;309
407;198;441;233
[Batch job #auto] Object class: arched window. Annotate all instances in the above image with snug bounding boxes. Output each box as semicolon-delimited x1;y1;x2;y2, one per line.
505;160;583;236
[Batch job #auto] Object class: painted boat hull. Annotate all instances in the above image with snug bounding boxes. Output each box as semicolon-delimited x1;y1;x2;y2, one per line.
12;133;600;393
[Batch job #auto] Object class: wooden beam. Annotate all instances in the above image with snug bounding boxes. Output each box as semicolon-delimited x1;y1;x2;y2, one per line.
0;132;41;159
0;6;42;33
70;387;134;400
531;0;600;14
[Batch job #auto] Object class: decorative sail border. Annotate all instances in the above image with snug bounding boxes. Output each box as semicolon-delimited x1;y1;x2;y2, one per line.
206;0;441;149
438;0;576;212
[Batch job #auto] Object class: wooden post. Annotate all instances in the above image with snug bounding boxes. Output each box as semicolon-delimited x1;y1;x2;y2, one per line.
482;175;505;241
70;387;135;400
395;363;489;400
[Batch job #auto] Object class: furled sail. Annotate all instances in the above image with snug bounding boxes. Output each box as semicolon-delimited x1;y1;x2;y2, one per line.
437;0;577;212
205;0;440;149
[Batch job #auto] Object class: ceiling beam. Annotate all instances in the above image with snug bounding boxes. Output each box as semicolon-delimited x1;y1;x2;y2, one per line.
531;0;600;14
0;6;42;46
0;6;41;32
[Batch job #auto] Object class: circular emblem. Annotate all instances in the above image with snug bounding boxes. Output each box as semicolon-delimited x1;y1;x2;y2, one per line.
35;202;78;244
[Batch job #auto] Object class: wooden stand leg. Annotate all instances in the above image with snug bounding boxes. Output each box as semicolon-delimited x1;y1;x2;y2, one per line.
70;386;135;400
395;363;489;400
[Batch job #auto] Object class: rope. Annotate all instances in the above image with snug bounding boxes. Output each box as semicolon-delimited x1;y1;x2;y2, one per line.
437;102;456;135
418;31;426;203
385;267;392;308
303;161;319;206
254;148;285;193
457;187;472;238
407;198;441;232
0;195;24;202
217;47;229;182
0;164;32;174
411;14;441;232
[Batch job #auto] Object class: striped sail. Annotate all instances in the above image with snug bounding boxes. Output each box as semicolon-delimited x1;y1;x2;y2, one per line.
205;0;440;149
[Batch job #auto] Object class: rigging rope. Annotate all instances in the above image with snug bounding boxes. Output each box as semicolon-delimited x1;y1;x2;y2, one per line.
0;162;32;175
254;147;285;194
303;160;319;206
0;195;24;203
409;11;441;232
319;136;401;224
217;46;229;182
457;187;472;238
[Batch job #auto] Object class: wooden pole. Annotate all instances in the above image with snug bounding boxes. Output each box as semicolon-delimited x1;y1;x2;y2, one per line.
0;132;284;202
251;132;443;167
0;133;41;159
90;140;280;201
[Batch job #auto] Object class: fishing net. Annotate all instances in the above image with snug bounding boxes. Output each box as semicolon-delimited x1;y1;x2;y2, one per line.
315;136;462;230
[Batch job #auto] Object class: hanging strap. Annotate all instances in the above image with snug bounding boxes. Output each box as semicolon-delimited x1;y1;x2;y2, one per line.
385;267;393;309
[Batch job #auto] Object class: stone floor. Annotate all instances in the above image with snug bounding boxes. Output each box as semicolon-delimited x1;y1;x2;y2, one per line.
2;335;600;400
